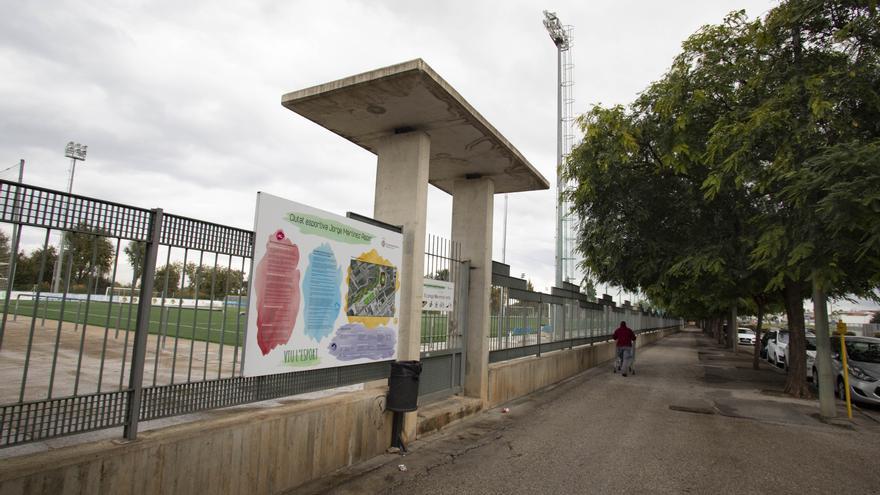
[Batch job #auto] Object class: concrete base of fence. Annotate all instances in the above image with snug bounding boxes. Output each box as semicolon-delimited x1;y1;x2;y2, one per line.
488;327;680;409
416;396;483;438
0;389;392;495
0;328;680;495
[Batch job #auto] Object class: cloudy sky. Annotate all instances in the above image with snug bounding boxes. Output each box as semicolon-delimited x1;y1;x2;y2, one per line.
1;0;784;296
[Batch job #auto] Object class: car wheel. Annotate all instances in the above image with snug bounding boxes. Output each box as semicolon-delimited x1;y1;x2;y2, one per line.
836;378;845;399
811;367;817;383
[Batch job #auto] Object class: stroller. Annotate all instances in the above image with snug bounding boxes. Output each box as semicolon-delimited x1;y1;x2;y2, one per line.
613;346;636;375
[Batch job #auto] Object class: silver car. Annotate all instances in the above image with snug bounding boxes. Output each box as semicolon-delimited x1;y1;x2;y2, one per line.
827;336;880;406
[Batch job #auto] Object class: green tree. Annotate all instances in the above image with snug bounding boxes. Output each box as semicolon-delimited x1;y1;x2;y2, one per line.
566;1;880;397
124;241;146;286
579;278;597;300
13;247;58;291
0;230;10;265
181;262;246;300
63;226;114;288
694;1;880;395
153;263;183;297
0;230;10;287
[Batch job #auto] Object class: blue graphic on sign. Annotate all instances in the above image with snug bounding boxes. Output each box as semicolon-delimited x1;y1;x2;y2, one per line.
303;243;342;341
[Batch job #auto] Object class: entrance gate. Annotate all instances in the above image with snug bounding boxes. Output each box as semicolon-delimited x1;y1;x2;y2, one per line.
418;235;468;404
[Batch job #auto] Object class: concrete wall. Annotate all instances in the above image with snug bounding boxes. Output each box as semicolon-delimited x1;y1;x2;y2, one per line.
0;328;680;494
487;327;679;408
0;389;391;495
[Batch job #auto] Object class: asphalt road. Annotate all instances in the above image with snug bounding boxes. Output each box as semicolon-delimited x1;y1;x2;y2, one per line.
310;328;880;494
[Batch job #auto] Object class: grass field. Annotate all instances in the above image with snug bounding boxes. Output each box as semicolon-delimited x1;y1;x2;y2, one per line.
10;299;452;347
5;299;614;348
7;298;246;346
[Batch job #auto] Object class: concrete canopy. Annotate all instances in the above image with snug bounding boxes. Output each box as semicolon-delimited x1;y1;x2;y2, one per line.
282;59;549;195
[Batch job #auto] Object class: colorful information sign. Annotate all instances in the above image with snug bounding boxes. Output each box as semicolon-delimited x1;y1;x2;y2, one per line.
242;192;403;377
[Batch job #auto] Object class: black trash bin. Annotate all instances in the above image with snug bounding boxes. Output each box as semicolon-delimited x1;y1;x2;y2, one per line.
387;360;422;412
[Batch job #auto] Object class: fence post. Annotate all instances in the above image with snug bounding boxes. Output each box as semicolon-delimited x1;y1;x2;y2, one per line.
457;261;470;392
124;208;163;440
537;302;542;358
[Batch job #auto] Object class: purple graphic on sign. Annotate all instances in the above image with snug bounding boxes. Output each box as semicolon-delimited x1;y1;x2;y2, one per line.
328;323;396;361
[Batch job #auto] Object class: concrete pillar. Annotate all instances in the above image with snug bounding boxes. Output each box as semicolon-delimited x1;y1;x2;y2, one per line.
451;177;494;405
373;132;430;362
373;131;430;441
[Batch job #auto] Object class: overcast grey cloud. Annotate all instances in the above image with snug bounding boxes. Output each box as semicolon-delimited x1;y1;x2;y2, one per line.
1;0;780;294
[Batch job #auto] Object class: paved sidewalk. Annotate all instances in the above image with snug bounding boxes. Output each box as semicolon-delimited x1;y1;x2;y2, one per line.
300;328;880;494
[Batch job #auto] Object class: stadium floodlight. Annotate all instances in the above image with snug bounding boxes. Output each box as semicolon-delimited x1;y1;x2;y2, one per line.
51;141;88;293
543;10;569;50
64;141;88;162
543;10;570;288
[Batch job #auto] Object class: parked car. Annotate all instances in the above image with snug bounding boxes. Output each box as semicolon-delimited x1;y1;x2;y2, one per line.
805;336;817;381
737;327;756;345
760;330;778;360
766;330;790;369
825;336;880;406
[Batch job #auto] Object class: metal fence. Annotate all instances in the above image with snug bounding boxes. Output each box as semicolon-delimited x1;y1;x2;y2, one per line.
0;180;389;448
0;180;683;448
489;264;681;363
418;234;468;403
420;234;464;354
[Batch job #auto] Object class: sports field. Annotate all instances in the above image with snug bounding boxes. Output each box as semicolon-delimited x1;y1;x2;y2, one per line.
5;297;246;346
9;299;455;348
4;298;589;350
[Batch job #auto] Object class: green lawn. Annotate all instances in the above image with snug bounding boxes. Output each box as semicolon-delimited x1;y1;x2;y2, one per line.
7;298;246;346
5;298;612;348
11;298;451;346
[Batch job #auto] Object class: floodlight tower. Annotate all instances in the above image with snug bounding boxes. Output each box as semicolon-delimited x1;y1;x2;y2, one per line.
51;142;87;293
543;10;577;288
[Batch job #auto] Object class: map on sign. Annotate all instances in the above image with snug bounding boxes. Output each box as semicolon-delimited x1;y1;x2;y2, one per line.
347;260;397;317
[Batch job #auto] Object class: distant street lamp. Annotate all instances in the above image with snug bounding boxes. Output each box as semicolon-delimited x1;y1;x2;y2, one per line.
51;142;87;293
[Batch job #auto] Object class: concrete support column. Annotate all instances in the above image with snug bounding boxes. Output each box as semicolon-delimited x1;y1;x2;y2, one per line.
373;132;430;441
374;132;430;362
451;177;494;405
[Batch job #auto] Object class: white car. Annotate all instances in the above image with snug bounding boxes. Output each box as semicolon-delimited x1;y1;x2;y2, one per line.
805;335;817;381
737;327;756;345
822;336;880;406
766;330;790;369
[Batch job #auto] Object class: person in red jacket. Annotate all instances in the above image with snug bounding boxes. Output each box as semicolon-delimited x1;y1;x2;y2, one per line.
613;321;637;376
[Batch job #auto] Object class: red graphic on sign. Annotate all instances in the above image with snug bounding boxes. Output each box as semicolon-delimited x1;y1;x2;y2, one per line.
254;229;301;355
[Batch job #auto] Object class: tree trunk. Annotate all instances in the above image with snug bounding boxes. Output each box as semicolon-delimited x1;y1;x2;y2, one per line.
783;279;811;398
812;277;836;418
729;304;738;352
752;299;764;370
